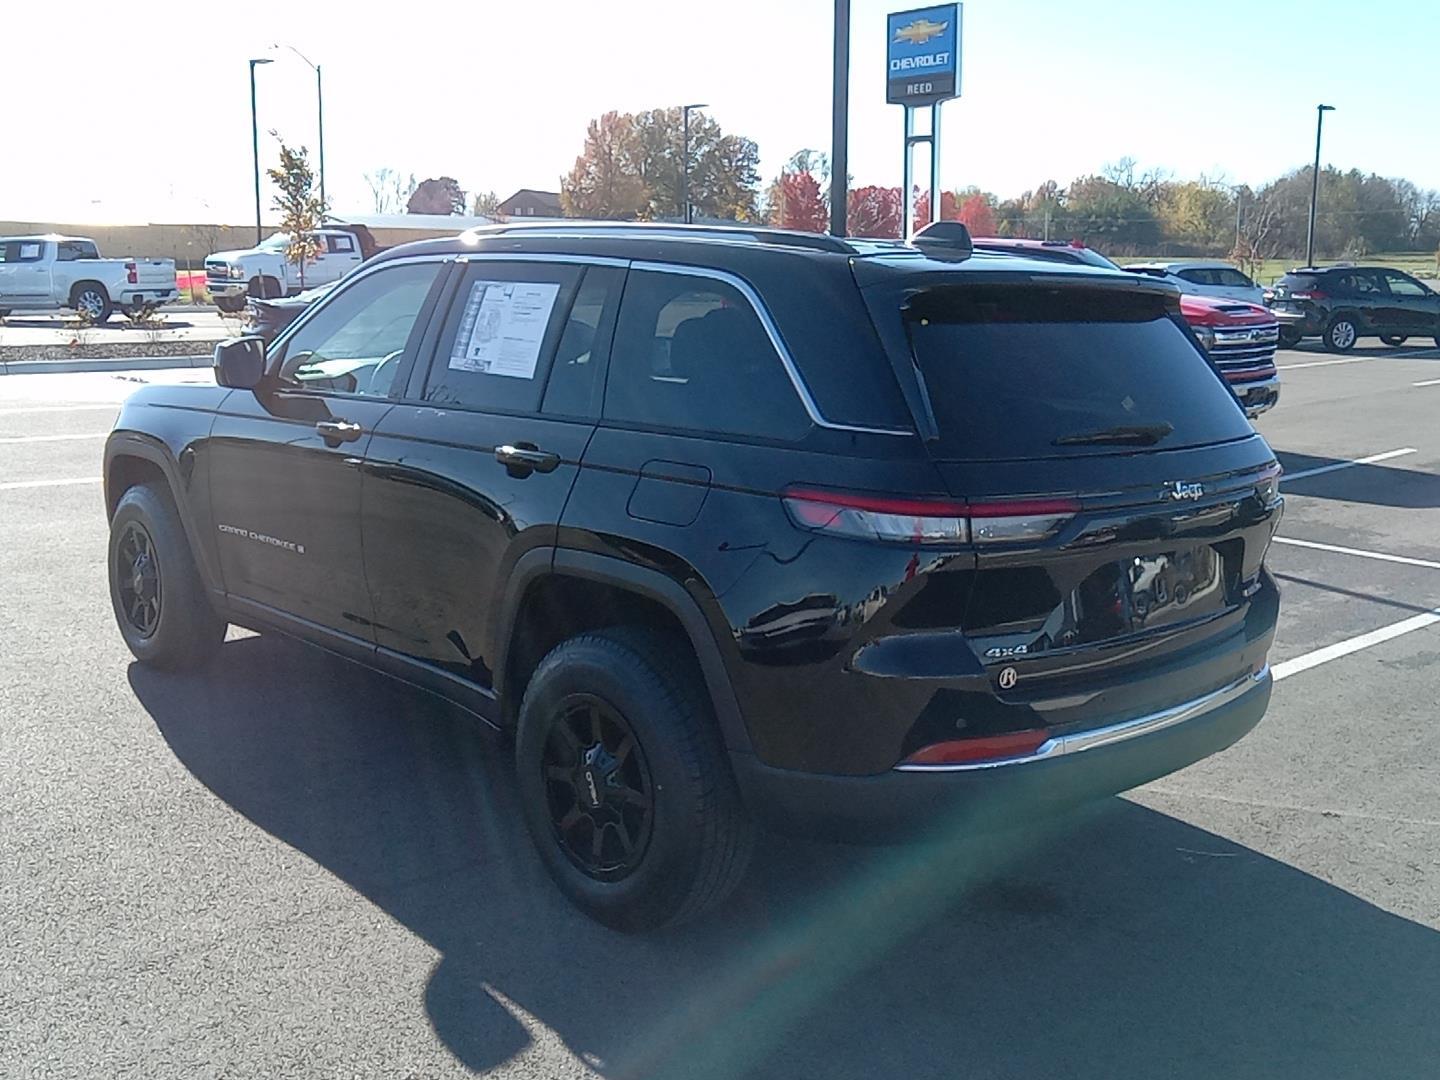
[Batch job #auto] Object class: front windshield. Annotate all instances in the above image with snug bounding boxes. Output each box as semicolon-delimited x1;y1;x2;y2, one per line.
258;233;291;251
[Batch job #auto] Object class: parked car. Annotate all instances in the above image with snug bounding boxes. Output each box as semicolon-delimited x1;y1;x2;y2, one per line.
1125;261;1265;304
1179;295;1280;417
205;225;377;312
0;235;178;323
243;281;337;344
971;237;1279;416
105;221;1281;930
1265;265;1440;351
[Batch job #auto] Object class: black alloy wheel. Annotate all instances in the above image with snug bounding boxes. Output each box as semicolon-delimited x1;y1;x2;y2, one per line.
1380;334;1409;346
115;520;162;638
541;694;655;880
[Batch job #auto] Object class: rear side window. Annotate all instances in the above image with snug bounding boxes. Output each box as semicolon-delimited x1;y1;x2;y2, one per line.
327;234;355;255
1176;268;1214;285
425;261;581;414
1213;268;1254;288
56;241;98;261
904;286;1253;461
604;270;811;441
1333;271;1381;296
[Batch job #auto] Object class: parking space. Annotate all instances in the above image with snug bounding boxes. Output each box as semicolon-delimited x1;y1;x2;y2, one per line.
2;353;1439;1079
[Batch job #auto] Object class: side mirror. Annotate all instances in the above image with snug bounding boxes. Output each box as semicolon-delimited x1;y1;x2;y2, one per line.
213;336;266;390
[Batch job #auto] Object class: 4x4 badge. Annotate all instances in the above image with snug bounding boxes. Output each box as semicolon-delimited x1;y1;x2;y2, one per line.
1165;481;1205;501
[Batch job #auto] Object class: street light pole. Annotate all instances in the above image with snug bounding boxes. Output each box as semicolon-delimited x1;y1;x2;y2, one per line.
830;0;850;236
680;103;707;224
249;58;273;245
273;46;326;212
1305;104;1335;267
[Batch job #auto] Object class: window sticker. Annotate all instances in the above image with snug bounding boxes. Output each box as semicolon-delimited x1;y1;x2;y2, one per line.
448;280;560;379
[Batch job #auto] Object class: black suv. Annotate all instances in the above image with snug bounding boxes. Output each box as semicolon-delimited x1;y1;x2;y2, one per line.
1266;265;1440;351
105;223;1281;929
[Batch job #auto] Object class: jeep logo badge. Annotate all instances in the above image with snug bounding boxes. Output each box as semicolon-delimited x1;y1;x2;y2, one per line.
1166;481;1205;501
998;667;1019;690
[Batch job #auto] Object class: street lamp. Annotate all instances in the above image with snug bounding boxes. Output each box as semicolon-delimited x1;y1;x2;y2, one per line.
272;45;326;213
1305;104;1336;268
249;58;273;245
680;103;707;224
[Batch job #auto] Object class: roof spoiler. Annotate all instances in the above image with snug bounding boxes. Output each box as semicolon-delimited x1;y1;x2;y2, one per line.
912;221;973;261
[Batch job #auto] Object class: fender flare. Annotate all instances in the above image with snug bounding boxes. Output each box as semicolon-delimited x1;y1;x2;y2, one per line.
493;548;751;754
104;432;223;595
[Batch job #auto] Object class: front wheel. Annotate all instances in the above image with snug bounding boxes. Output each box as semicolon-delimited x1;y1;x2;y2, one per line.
108;484;226;670
515;628;754;931
1324;316;1359;352
214;295;246;314
1380;335;1409;346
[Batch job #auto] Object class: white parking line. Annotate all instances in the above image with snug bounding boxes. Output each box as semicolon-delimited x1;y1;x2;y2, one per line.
1413;378;1440;387
1280;447;1416;482
1274;607;1440;681
1272;536;1440;571
0;405;118;416
1277;356;1375;370
0;433;107;444
0;476;101;491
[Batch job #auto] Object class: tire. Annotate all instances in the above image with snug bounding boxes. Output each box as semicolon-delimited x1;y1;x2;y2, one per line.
108;483;226;671
515;627;754;931
72;283;113;324
1324;315;1359;352
214;295;246;314
1278;328;1302;349
247;276;281;300
1379;335;1409;346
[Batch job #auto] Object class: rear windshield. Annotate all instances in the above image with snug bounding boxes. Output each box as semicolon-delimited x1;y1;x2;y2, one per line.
904;286;1253;460
1277;273;1320;292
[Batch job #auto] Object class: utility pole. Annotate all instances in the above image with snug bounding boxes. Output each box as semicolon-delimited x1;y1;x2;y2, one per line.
680;103;707;223
1305;104;1335;267
249;58;273;245
274;46;326;212
1235;188;1243;253
830;0;850;236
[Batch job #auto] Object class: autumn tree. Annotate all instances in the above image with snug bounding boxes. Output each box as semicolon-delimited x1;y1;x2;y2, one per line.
266;139;324;288
408;176;467;215
846;185;902;238
913;189;959;233
364;167;416;214
471;190;504;219
768;170;828;233
957;192;998;235
561;111;648;219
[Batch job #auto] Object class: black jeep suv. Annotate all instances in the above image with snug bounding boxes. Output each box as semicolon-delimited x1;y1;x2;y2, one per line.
105;223;1281;929
1266;265;1440;351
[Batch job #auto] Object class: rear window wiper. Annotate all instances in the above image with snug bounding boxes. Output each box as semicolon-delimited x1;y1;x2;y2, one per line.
1053;422;1174;447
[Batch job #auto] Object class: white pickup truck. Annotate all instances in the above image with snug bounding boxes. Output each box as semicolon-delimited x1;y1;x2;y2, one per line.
0;236;178;323
204;228;369;312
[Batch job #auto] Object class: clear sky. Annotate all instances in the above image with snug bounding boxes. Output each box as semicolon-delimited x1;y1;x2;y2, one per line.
3;0;1435;224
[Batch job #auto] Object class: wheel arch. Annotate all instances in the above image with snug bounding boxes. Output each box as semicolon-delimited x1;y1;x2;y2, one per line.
68;279;110;306
494;549;750;754
104;434;223;595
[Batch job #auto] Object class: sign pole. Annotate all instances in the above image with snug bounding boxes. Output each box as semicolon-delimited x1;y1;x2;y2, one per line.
886;4;960;241
830;0;851;236
928;102;941;225
902;108;916;242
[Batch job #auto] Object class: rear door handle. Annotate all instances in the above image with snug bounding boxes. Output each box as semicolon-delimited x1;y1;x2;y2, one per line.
316;419;363;444
495;443;560;474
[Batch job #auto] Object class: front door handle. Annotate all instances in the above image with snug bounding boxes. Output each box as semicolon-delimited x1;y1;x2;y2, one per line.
496;443;561;475
316;419;363;445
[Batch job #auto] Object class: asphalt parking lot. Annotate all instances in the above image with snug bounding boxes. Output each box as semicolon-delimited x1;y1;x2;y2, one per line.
3;342;1439;1079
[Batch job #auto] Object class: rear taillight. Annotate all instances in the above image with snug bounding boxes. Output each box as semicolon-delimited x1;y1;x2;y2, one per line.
125;261;137;284
900;729;1050;766
782;489;1079;546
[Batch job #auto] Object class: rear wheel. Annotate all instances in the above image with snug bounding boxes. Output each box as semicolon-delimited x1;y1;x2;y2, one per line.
108;483;226;670
1324;315;1358;352
72;283;112;324
515;628;753;931
1380;334;1409;346
1278;328;1303;349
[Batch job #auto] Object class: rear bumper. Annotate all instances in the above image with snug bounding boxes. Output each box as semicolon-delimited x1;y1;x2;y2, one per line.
1233;374;1280;417
731;666;1271;841
1269;309;1319;334
118;289;178;306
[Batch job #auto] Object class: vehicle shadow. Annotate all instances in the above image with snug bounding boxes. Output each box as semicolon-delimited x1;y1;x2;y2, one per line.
130;635;1440;1080
1277;451;1440;509
1285;340;1440;357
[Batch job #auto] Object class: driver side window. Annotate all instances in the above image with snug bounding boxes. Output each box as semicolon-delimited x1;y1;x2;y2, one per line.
276;261;443;396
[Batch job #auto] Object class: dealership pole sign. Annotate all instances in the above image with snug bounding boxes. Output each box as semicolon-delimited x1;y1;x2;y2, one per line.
887;4;960;106
889;4;961;240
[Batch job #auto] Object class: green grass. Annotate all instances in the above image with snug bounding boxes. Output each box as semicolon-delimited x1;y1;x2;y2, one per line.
1117;252;1439;285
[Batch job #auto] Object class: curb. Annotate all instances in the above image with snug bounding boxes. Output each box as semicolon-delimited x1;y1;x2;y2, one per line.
0;354;213;376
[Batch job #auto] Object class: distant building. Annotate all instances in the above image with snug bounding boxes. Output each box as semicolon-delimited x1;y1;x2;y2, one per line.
498;189;564;218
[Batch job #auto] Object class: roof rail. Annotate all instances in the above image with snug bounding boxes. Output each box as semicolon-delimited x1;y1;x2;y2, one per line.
463;220;856;254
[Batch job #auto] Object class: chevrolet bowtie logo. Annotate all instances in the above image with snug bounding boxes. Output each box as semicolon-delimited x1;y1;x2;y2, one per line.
893;17;948;46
